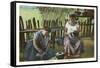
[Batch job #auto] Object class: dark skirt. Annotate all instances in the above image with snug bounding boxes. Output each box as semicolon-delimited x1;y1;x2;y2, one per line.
64;36;84;56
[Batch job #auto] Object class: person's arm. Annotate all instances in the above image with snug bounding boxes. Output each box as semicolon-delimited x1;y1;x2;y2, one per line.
75;23;80;37
64;26;67;32
34;39;44;53
64;23;68;36
76;23;80;32
33;34;44;54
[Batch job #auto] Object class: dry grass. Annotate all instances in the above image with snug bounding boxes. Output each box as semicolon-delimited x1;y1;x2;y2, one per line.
80;37;94;58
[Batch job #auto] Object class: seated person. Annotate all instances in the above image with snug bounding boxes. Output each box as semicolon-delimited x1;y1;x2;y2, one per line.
24;26;55;61
64;13;84;58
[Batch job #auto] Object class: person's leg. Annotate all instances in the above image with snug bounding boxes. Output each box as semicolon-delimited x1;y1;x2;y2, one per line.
64;36;75;57
24;40;33;61
43;48;56;60
75;40;80;51
68;43;75;55
24;40;39;61
64;36;69;54
72;40;81;57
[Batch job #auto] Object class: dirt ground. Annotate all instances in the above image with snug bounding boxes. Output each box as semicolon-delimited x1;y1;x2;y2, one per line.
20;37;94;61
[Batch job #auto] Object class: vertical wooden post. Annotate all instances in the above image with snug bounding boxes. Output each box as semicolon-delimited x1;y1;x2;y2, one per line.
88;18;91;37
32;17;36;29
44;20;48;27
51;20;56;49
82;21;86;37
92;23;94;38
26;20;29;41
87;19;90;37
55;19;59;38
48;20;51;28
60;21;62;37
79;22;82;37
28;19;32;29
19;16;24;30
26;19;32;40
19;16;25;59
37;20;40;28
47;20;49;27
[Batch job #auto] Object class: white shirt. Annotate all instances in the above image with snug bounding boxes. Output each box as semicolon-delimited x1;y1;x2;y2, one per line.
65;21;79;34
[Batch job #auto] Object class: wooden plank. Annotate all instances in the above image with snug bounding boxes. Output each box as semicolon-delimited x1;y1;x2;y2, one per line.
20;27;64;33
28;19;32;29
19;16;25;53
48;20;50;27
32;17;36;29
88;19;91;36
37;20;40;28
82;21;85;37
19;16;24;30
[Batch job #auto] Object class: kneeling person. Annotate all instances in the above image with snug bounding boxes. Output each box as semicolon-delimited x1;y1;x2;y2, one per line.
24;27;55;61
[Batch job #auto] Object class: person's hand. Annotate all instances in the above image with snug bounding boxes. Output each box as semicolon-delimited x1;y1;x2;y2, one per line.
48;40;53;44
48;44;53;48
64;32;68;36
48;40;53;48
38;49;44;54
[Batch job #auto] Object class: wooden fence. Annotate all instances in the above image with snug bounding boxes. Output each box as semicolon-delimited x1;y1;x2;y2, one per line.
19;16;94;52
